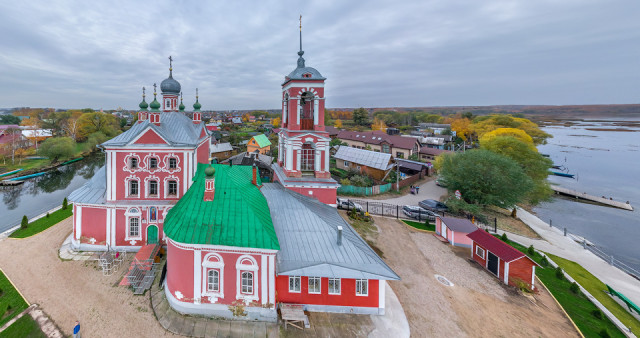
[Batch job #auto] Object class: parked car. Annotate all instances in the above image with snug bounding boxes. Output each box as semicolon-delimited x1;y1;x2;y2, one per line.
402;205;436;221
418;199;448;212
336;198;363;212
435;177;447;187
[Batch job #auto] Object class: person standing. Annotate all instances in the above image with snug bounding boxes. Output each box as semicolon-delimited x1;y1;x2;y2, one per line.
73;321;81;338
416;185;420;194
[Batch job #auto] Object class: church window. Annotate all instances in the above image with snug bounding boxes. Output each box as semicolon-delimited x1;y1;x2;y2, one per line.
129;180;139;196
208;269;220;292
130;157;138;169
149;157;158;169
169;158;177;169
299;92;314;129
149;181;158;196
301;143;315;171
356;279;368;296
129;218;140;238
168;181;178;196
241;272;253;294
308;277;321;294
289;276;301;293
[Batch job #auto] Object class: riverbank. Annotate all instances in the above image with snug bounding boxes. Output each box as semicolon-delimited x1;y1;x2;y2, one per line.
0;142;97;178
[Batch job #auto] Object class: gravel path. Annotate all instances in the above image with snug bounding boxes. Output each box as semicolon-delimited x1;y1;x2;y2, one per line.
359;179;448;206
374;217;580;337
0;218;175;337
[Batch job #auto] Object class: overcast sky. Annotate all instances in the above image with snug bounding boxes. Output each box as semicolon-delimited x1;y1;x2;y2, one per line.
0;0;638;110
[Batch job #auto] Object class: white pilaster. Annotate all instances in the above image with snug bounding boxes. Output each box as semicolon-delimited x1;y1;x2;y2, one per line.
296;99;300;124
314;99;319;125
106;208;111;247
286;142;293;171
379;280;386;311
296;149;301;171
261;255;267;305
106;151;111;200
183;152;188;193
314;149;321;172
324;144;330;171
268;255;275;306
504;262;510;284
75;206;82;240
194;250;202;303
111;208;116;246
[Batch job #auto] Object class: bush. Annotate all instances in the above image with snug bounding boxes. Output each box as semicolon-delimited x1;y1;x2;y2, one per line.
592;309;603;320
86;131;109;151
569;282;580;294
350;175;373;187
555;266;564;280
599;329;611;338
540;256;549;267
340;178;351;186
500;233;508;241
62;198;68;210
20;215;28;229
527;245;535;256
46;212;50;218
39;137;76;162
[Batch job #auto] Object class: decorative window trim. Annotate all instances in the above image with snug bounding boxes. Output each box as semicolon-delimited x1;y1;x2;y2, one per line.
289;276;301;293
122;154;142;173
124;175;140;198
476;246;485;260
164;176;180;198
144;175;161;199
125;208;142;243
235;255;259;302
355;279;368;296
308;277;321;294
202;253;224;300
142;153;162;174
163;154;182;173
328;278;341;295
162;206;172;221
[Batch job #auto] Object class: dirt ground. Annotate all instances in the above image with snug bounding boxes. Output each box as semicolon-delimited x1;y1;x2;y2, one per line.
373;216;580;338
0;218;175;337
484;206;541;239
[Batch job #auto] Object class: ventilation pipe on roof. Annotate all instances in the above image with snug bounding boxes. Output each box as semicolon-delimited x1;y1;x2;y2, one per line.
252;163;257;186
337;226;343;246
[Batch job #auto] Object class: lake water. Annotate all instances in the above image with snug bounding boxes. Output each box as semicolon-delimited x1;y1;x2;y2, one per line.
0;155;104;233
534;119;640;273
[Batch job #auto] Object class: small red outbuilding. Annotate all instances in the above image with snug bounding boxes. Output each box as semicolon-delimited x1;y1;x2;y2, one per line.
466;229;540;290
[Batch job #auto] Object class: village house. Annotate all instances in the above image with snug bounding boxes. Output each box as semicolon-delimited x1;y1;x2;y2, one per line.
336;130;421;159
467;229;540;290
246;134;271;155
417;123;450;135
333;146;394;181
210;142;233;161
419;147;450;164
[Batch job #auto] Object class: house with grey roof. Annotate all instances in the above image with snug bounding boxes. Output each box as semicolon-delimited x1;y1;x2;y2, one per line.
333;146;394;181
209;142;233;161
435;216;478;247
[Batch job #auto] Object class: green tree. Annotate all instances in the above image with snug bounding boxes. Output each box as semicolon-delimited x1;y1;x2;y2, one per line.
62;197;68;210
481;136;553;204
39;137;76;162
86;132;109;151
21;215;28;229
352;108;369;126
0;114;21;124
77;112;120;141
437;149;533;209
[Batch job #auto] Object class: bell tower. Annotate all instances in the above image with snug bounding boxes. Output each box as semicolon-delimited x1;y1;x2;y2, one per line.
272;17;338;206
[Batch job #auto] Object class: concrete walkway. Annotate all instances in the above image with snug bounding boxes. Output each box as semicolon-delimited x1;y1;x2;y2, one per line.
504;207;640;307
369;283;410;338
359;179;447;206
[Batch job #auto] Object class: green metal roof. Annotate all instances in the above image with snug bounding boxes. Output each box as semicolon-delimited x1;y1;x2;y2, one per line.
163;163;280;250
252;134;271;148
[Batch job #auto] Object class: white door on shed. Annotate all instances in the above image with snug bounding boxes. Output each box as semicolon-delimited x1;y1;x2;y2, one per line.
441;223;447;239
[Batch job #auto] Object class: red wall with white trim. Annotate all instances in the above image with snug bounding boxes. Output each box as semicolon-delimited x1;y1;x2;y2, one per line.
276;276;379;308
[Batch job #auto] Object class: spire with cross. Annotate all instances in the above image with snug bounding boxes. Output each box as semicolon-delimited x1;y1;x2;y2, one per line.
169;56;173;77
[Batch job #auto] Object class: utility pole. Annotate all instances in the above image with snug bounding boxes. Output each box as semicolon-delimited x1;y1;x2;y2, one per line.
396;161;399;192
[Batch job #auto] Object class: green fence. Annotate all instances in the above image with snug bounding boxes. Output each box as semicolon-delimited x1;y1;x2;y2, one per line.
337;183;392;196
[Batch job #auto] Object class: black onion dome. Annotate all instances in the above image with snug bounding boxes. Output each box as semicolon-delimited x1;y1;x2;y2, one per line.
161;75;181;94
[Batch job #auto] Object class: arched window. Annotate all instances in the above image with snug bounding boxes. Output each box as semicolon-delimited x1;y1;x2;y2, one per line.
241;272;253;294
283;93;289;126
300;92;314;129
236;255;259;301
208;270;219;292
301;142;315;172
125;208;142;241
202;253;224;300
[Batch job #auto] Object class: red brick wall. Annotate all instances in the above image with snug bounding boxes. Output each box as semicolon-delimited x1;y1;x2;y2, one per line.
472;242;487;267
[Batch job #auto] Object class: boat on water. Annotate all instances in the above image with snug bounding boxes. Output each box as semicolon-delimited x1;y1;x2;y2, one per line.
550;171;575;178
0;168;23;178
7;172;47;181
61;157;84;165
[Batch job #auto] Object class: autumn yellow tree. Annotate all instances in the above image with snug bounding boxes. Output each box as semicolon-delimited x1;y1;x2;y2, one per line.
448;118;472;141
371;117;387;132
272;117;281;127
479;128;535;149
472;115;551;145
334;119;342;128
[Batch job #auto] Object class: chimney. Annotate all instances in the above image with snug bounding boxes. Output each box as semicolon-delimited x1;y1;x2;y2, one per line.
252;163;257;186
203;166;215;201
337;226;343;245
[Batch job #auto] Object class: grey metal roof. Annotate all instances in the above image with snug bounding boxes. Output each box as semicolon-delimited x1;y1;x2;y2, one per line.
271;165;339;188
261;183;399;280
440;216;478;233
161;75;181;94
68;166;106;204
210;142;233;153
333;146;392;171
102;112;206;147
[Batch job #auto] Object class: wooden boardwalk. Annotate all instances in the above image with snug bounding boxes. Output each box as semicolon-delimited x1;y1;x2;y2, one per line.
551;186;633;211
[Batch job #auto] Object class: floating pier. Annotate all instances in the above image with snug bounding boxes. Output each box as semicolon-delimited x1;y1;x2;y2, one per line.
551;186;633;211
0;180;24;186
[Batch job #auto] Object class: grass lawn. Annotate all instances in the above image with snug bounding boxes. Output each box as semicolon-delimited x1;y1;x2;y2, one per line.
402;220;435;232
0;314;45;338
501;237;625;338
547;253;640;335
0;271;29;327
9;204;73;239
0;158;49;173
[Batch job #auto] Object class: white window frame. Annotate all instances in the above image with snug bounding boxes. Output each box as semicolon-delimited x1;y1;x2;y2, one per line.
328;278;341;295
356;279;368;296
163;154;181;173
308;277;321;294
289;276;301;293
343;161;350;167
241;271;254;295
476;246;485;260
163;176;180;198
169;158;177;169
125;208;142;242
130;157;138;169
208;269;220;292
125;177;139;198
202;253;224;300
144;176;160;199
235;255;259;302
148;180;158;197
149;157;158;169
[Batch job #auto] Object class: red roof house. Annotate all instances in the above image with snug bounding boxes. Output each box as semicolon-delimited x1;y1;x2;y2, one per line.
466;229;540;290
435;216;477;247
